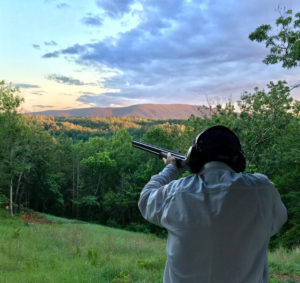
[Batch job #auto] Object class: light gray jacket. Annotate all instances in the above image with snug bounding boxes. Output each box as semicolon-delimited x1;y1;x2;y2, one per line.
138;161;287;283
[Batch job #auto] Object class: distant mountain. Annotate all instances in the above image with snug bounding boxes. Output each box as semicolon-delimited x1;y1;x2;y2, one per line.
30;104;211;119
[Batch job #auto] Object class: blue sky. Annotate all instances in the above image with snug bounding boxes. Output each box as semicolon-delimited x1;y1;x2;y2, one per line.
0;0;299;112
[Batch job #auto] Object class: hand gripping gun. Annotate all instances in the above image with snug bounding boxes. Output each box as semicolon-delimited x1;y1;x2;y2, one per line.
132;140;190;171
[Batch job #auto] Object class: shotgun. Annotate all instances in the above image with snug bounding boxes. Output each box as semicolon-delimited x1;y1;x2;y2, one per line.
132;140;190;171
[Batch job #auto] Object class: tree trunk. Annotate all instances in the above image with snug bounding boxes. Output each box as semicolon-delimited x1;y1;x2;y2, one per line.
14;171;24;213
76;159;80;218
95;173;102;196
7;111;14;216
14;171;23;203
19;188;25;212
72;156;75;217
9;178;14;216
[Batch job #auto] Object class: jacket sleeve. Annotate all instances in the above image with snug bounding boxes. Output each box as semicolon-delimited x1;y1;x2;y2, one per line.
270;187;288;236
138;164;179;227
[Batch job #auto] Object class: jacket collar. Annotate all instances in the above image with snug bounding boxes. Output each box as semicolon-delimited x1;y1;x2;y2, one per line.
199;161;235;175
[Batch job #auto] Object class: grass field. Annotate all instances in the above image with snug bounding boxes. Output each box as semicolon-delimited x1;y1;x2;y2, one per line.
0;210;299;283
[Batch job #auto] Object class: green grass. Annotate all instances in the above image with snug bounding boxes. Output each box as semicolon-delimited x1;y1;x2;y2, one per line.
269;247;300;283
0;210;299;283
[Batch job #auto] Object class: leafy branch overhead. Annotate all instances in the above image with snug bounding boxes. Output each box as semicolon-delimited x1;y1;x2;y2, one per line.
249;9;300;68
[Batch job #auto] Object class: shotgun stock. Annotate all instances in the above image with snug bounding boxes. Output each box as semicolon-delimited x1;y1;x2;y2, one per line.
132;140;189;170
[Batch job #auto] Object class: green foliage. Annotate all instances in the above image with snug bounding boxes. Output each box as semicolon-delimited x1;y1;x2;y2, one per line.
11;227;21;239
87;248;98;266
237;81;294;168
0;81;26;216
137;258;163;270
35;115;183;141
79;196;100;207
248;12;300;248
81;152;115;174
249;9;300;68
268;247;300;282
0;194;9;206
0;81;23;112
111;271;132;283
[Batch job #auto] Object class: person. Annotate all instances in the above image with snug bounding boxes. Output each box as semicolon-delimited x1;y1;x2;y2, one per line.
138;125;287;283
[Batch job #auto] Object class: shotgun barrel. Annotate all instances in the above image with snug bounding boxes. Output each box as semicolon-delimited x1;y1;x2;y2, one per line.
132;140;189;170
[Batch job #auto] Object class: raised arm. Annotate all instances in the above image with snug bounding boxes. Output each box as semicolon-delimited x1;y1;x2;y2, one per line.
138;158;179;226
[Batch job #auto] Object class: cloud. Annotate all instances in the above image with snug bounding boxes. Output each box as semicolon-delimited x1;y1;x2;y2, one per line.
32;44;40;49
82;14;102;26
14;83;39;88
42;51;60;58
43;44;86;59
76;92;144;107
61;44;86;55
47;74;86;85
60;92;74;96
56;3;69;9
96;0;135;18
44;40;58;46
33;105;54;108
44;0;300;105
31;91;46;96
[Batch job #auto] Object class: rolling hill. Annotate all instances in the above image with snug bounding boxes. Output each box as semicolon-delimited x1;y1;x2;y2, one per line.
30;104;211;119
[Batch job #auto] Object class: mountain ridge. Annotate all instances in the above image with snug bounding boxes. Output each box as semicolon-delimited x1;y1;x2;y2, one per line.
30;104;210;119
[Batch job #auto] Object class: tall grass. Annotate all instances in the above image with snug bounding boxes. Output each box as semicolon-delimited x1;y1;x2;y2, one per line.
0;210;299;283
269;247;300;283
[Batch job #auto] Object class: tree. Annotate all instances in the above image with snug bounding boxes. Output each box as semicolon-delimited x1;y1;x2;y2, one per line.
249;9;300;68
238;80;294;169
15;118;57;214
248;9;300;247
0;81;24;216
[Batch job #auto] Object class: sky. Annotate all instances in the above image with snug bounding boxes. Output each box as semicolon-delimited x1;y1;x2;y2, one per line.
0;0;300;112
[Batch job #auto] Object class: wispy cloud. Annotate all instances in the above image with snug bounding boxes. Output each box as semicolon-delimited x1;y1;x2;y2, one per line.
33;105;54;108
31;91;46;96
96;0;135;18
43;44;86;58
82;14;102;26
77;91;145;107
44;40;58;46
14;83;39;89
42;51;60;58
61;44;85;55
32;44;40;50
56;3;69;9
47;74;86;85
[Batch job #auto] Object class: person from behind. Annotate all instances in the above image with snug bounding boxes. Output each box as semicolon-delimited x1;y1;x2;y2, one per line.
138;125;287;283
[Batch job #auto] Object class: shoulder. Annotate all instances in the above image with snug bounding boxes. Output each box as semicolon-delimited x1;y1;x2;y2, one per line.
241;172;273;186
166;175;201;195
229;172;276;195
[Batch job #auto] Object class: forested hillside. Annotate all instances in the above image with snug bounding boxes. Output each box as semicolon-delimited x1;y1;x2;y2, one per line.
0;79;299;249
30;115;186;141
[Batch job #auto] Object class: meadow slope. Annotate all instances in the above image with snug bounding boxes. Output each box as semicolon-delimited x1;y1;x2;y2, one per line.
0;211;299;283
